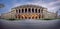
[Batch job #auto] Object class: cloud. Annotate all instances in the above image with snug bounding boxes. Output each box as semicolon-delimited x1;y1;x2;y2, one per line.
46;1;60;13
12;0;60;13
13;3;21;7
12;0;44;7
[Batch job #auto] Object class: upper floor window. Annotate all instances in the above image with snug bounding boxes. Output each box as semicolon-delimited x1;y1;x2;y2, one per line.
28;8;31;12
32;8;34;13
22;9;24;13
38;9;40;13
35;9;37;13
25;8;27;13
19;9;20;13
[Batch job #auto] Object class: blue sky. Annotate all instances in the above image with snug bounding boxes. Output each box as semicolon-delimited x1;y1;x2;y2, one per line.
0;0;60;15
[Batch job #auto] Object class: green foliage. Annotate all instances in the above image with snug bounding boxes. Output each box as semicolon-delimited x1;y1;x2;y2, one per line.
39;18;55;20
43;18;52;20
7;18;16;21
6;18;22;21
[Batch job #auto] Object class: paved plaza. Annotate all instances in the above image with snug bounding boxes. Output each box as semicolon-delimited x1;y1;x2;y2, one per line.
0;19;60;29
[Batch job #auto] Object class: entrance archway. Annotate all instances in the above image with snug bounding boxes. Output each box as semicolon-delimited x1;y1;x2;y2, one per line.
16;14;41;19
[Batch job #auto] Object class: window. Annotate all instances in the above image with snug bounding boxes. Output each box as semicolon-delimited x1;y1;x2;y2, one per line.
25;8;27;13
35;9;37;13
22;9;24;13
28;8;31;12
19;9;20;13
16;10;18;13
38;9;40;13
32;8;34;13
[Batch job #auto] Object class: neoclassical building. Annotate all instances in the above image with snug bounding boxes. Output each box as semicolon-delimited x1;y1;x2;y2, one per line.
1;5;56;19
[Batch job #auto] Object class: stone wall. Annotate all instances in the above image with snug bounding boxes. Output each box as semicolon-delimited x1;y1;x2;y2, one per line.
1;9;16;19
46;12;56;19
1;13;12;19
0;5;56;19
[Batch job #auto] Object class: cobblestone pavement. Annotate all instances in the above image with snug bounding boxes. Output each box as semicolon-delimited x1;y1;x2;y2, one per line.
0;19;60;29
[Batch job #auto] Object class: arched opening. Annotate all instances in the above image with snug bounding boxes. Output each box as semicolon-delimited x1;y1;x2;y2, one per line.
35;9;37;13
35;16;37;19
28;8;31;12
32;16;34;19
38;9;40;13
21;16;23;19
25;8;27;13
25;16;27;19
22;9;24;13
19;9;20;13
32;8;34;13
29;17;31;19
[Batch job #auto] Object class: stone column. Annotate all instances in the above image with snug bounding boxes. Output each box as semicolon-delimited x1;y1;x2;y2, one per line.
31;8;32;13
24;8;25;13
34;8;35;13
20;14;21;19
31;16;32;19
40;8;43;19
27;8;28;13
37;8;38;13
40;8;41;13
38;14;39;19
30;14;32;19
37;14;39;19
20;8;22;13
24;16;25;19
38;8;40;13
40;8;41;19
34;16;35;19
16;9;19;19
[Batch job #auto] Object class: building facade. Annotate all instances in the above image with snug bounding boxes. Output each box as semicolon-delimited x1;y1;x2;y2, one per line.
1;5;56;19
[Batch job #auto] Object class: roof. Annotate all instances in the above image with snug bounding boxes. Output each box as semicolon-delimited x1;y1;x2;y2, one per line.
12;5;47;9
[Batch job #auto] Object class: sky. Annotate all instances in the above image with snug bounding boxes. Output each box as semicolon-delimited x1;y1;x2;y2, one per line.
0;0;60;15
